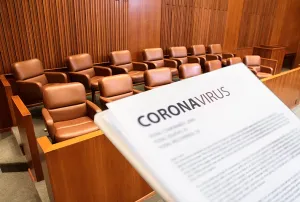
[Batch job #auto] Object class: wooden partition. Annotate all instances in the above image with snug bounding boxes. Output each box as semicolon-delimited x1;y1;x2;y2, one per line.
0;75;15;131
254;45;286;74
37;130;152;202
12;95;43;181
262;67;300;108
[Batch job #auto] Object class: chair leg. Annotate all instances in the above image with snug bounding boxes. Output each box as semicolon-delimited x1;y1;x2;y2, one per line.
92;90;95;103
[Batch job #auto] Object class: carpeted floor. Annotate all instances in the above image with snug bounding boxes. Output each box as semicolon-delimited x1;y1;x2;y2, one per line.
1;83;300;202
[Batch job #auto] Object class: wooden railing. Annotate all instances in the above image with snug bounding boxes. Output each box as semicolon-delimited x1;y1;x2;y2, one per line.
12;95;43;181
262;67;300;108
37;130;152;202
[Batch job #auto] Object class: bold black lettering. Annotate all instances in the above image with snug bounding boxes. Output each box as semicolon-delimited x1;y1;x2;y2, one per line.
221;87;230;96
188;98;201;109
147;113;161;123
213;89;225;99
157;109;172;120
177;101;192;112
138;116;151;127
206;92;218;102
168;105;181;116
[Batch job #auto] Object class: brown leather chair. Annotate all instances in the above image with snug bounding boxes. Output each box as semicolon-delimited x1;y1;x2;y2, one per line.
189;45;219;70
179;63;202;79
144;68;172;90
227;57;242;66
243;55;273;79
142;48;178;77
42;82;101;143
12;58;68;105
98;74;141;107
109;50;148;84
169;46;201;67
205;60;222;72
207;44;234;66
66;53;112;102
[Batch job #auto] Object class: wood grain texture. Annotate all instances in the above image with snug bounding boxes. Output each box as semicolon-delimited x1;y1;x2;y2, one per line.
0;0;128;74
294;42;300;68
253;46;286;74
37;131;152;202
128;0;162;61
11;95;43;181
262;67;300;108
0;75;14;130
235;47;254;59
161;0;229;54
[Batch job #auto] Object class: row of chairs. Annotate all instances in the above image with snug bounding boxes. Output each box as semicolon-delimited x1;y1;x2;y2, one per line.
12;44;273;106
42;56;273;143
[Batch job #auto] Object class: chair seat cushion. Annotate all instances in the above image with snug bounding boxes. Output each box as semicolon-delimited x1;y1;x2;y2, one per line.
257;72;272;79
90;76;104;90
128;71;144;83
54;116;99;142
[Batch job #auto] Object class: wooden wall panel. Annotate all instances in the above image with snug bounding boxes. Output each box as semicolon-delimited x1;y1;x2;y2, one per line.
128;0;162;61
237;0;278;48
161;0;229;53
278;0;300;53
0;0;128;74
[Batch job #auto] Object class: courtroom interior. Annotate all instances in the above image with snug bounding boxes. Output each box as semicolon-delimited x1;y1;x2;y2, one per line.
0;0;300;201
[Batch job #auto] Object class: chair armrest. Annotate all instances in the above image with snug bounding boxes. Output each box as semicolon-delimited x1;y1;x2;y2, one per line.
42;108;55;140
68;72;91;89
222;53;235;59
86;100;101;119
206;54;219;61
94;66;112;76
171;58;184;66
132;62;148;71
260;65;273;74
261;58;278;70
187;56;200;63
45;72;68;83
164;59;178;68
110;65;128;75
144;61;158;69
133;89;142;94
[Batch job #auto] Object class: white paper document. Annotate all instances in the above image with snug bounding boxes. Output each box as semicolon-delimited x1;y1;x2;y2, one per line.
95;64;300;202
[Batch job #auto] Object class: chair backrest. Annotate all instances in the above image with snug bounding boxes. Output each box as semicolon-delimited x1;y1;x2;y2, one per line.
99;74;133;98
205;60;222;72
169;46;188;58
144;68;172;87
190;45;206;56
227;57;242;65
208;44;223;54
143;48;165;68
67;53;95;78
243;55;261;67
179;63;202;79
43;83;87;122
12;59;48;85
110;50;133;71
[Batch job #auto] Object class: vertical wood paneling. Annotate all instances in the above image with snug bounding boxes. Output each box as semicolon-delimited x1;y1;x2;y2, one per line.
237;0;278;48
161;0;229;53
0;0;128;74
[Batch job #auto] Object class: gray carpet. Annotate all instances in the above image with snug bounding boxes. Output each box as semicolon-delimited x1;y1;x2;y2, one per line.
0;172;40;202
